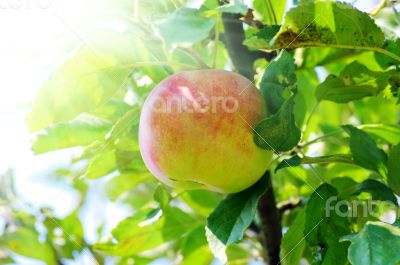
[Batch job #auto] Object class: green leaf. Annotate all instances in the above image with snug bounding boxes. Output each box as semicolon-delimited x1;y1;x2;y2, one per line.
330;177;358;198
375;38;400;68
254;96;301;151
181;226;214;265
360;124;400;145
94;207;198;256
181;190;222;217
280;208;306;265
157;8;215;44
79;106;142;179
275;155;302;173
304;184;350;265
341;222;400;265
89;98;131;122
301;48;362;69
104;172;151;201
253;0;287;24
387;144;400;195
0;257;14;265
205;175;269;263
259;50;296;114
316;61;390;103
154;185;172;210
44;211;85;259
27;31;138;131
82;150;116;179
32;115;112;154
342;125;388;177
5;228;57;265
216;0;247;15
353;179;398;205
107;106;141;145
244;1;384;50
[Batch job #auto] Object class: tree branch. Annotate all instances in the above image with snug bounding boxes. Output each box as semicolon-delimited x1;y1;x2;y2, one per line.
219;9;270;79
218;5;282;264
258;171;282;265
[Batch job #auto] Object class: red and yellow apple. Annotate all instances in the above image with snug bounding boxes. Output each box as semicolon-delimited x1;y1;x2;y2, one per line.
139;69;272;193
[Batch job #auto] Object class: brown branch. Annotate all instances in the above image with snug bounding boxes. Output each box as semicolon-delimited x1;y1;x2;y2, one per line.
258;172;282;265
218;4;282;264
219;7;270;79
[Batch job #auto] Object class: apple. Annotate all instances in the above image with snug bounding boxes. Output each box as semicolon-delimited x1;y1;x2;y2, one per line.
139;69;272;193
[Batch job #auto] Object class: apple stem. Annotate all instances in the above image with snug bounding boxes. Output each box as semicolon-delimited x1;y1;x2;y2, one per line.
218;5;282;264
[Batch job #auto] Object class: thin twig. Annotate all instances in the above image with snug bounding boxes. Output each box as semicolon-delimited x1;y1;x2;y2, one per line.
176;47;210;69
213;12;221;68
370;0;387;16
301;101;320;142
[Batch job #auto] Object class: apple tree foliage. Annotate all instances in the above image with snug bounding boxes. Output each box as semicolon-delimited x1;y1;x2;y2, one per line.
1;0;400;264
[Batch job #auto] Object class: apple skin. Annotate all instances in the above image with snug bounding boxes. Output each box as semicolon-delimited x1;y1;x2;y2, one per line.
139;69;272;193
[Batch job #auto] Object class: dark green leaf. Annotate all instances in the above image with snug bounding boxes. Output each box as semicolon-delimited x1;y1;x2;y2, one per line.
206;175;269;263
244;1;384;50
343;125;388;177
330;177;358;198
254;25;281;44
353;179;398;205
316;62;391;103
157;8;215;44
341;222;400;265
375;38;400;68
388;144;400;195
259;50;296;114
280;208;306;265
254;96;301;151
275;155;302;173
304;184;350;265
